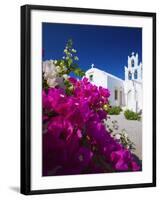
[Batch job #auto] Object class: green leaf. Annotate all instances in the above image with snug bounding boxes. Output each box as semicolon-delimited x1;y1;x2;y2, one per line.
68;58;73;66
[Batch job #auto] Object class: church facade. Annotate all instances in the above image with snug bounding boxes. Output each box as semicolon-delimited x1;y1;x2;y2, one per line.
85;52;142;113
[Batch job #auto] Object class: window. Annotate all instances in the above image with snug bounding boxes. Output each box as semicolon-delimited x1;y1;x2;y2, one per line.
128;71;132;80
89;74;93;81
114;89;118;100
131;59;134;67
134;70;138;79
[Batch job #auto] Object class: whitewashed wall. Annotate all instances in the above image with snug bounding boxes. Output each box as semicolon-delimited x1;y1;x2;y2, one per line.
124;80;142;112
107;75;124;106
85;68;125;106
85;68;108;88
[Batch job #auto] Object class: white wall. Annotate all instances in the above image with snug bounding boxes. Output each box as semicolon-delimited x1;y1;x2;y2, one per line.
135;81;143;112
0;0;159;200
86;68;125;106
107;75;124;106
124;80;142;112
86;68;108;88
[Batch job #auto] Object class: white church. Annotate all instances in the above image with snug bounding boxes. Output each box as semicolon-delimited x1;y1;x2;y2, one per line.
85;52;142;113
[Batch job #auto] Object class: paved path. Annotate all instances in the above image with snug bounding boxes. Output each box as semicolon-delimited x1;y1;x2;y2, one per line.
107;113;142;160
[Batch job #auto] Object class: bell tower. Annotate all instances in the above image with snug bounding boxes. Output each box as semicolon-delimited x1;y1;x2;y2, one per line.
124;52;142;82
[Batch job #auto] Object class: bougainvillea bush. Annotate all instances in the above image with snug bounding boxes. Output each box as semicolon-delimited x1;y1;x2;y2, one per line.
42;40;141;176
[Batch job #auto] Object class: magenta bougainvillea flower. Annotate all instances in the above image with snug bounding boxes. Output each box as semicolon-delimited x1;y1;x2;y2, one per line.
43;77;141;176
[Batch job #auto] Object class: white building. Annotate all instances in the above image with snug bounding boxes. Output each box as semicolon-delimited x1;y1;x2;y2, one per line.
85;52;142;113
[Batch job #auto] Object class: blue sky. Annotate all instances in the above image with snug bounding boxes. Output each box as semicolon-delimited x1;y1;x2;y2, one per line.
42;23;142;80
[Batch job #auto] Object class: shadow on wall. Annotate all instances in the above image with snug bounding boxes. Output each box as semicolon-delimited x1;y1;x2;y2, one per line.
9;186;19;193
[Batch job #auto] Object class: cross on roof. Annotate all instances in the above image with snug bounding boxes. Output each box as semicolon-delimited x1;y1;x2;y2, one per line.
91;63;95;68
